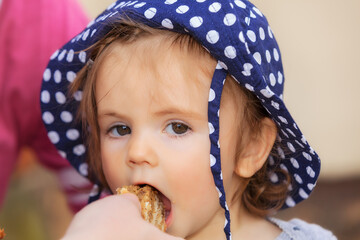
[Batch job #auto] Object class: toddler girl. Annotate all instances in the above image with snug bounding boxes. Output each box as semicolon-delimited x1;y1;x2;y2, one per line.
41;1;336;239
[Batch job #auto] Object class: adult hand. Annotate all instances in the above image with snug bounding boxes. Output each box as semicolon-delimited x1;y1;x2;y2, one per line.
61;194;184;240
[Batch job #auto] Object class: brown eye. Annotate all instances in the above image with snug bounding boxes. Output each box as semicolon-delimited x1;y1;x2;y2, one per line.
110;125;131;136
168;122;189;135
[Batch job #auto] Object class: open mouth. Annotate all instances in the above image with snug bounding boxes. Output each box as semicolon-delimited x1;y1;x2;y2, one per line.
135;184;173;228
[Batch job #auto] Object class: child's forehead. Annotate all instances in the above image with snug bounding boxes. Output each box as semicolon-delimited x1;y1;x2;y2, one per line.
96;35;216;109
98;34;216;88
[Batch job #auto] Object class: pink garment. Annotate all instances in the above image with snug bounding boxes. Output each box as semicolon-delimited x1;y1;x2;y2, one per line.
0;0;91;212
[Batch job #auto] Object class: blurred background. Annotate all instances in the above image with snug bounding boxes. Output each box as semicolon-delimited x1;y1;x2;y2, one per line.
0;0;359;239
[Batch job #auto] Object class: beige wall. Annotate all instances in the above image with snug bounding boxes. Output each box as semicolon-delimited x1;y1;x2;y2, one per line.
78;0;360;179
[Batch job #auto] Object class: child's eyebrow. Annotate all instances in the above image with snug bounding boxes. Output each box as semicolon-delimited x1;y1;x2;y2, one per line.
154;107;204;120
97;108;204;121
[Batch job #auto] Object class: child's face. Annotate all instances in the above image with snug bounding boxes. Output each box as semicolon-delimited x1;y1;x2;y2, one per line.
96;36;243;238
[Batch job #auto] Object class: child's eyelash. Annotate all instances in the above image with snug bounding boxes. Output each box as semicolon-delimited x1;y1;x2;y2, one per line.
164;121;192;138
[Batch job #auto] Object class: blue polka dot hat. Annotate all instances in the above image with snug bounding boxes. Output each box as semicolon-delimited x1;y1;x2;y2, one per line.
40;1;320;239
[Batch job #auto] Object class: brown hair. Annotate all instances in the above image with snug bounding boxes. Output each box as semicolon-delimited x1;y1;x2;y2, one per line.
70;18;291;216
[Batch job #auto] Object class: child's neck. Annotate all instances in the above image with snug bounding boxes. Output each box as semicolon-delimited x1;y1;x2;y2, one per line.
186;201;281;240
230;203;282;240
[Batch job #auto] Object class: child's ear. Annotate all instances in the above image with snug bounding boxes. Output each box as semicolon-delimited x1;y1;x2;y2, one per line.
235;118;277;178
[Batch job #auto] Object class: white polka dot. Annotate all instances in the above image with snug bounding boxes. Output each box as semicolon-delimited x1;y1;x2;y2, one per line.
89;184;99;197
224;46;236;59
210;154;216;167
250;10;256;18
73;91;83;101
270;173;279;183
206;30;220;45
299;188;309;199
280;164;288;172
82;29;90;41
268;156;275;165
196;0;206;2
66;49;74;62
295;140;304;148
161;18;173;29
223;13;236;26
55;92;66;104
306;166;316;178
245;83;254;92
253;52;262;65
43;68;51;81
176;5;189;14
165;0;177;3
79;51;86;63
218;61;228;70
190;16;203;28
209;2;221;13
307;183;315;191
285;196;296;207
60;111;73;123
91;29;97;37
277;147;285;159
241;63;253;76
66;129;80;141
246;30;256;42
290;158;299;168
287;142;296;153
266;50;271;63
50;50;59;60
42;111;54;124
54;70;62;83
208;122;215;134
234;0;246;8
209;88;216;102
303;152;312;161
238;31;245;43
278;71;283;84
294;174;303;184
251;7;261;16
134;2;146;8
114;2;126;9
268;25;273;38
287;128;296;137
216;187;222;198
269;73;276;86
273;48;280;61
79;163;89;176
259;27;265;40
224;218;228;228
260;87;274;98
58;150;66;159
67;71;76;82
73;144;86;156
245;17;250;26
41;90;50;103
271;100;280;110
58;50;67;61
301;135;308;145
48;131;60;144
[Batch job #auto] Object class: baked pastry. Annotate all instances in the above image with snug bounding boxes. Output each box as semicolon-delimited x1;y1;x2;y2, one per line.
116;185;166;231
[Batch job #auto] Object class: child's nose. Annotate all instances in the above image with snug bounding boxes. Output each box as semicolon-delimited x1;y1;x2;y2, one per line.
126;132;158;167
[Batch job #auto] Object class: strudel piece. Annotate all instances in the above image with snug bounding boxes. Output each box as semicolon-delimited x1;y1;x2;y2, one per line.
116;185;166;232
